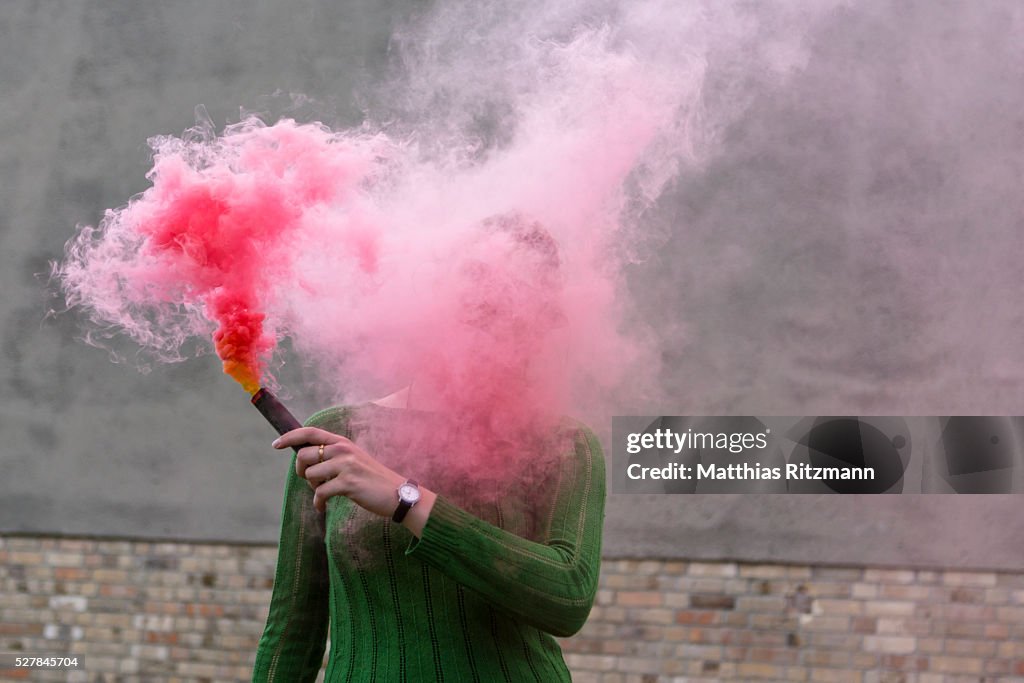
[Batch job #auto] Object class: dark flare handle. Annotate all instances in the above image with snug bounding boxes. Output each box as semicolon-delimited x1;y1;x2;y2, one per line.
251;387;307;452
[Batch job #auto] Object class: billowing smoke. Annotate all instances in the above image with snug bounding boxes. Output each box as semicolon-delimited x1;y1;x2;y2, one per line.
57;0;1023;493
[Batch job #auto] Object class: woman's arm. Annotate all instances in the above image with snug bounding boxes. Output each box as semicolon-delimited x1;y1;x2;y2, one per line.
252;450;331;681
406;424;606;637
273;419;607;638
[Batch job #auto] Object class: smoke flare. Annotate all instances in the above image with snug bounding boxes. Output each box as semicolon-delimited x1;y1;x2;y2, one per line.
58;113;385;393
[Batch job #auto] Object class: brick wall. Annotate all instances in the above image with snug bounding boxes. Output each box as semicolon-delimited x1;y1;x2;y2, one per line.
0;537;272;682
2;535;1024;682
567;560;1024;683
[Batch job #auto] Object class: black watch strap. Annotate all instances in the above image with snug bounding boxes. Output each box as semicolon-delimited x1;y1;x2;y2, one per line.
392;479;419;523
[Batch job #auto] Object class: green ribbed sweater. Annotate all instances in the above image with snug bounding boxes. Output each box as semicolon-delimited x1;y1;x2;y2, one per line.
252;405;606;682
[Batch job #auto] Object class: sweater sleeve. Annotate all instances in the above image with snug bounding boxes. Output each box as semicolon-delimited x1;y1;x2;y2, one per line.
406;423;606;638
252;452;330;682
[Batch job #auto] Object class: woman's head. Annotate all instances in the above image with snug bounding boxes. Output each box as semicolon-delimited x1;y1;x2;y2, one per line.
455;211;565;338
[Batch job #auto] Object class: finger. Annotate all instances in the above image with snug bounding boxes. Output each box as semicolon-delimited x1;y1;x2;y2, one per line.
272;427;339;450
309;472;334;490
312;478;342;513
294;440;329;473
304;460;333;485
295;444;326;480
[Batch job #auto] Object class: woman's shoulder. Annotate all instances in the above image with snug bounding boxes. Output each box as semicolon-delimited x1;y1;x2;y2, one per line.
303;405;355;435
556;415;597;436
554;416;605;461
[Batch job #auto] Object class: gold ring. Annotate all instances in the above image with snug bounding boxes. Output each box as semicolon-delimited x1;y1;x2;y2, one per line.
317;444;326;462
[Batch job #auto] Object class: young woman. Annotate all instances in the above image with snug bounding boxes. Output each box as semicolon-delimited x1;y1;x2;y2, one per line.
252;215;607;682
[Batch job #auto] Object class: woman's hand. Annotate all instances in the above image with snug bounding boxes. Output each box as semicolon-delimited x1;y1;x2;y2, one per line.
272;427;436;536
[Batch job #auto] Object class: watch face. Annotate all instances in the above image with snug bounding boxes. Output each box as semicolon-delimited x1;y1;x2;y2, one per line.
399;484;421;503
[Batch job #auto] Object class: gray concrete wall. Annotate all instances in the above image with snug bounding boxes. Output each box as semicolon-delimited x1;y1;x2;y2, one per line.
2;0;1023;571
0;0;405;539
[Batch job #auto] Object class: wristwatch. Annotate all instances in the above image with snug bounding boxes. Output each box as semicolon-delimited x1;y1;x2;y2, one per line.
392;479;421;523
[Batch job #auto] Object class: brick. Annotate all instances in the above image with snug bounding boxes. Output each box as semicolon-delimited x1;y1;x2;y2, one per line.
602;559;630;572
812;567;864;581
177;557;205;572
929;655;984;675
877;618;930;636
878;655;929;671
806;668;861;683
690;594;735;610
616;623;663;641
45;552;85;567
97;614;135;630
662;561;688;575
801;615;852;633
736;662;785;679
685;626;724;644
753;580;788;595
726;630;788;647
943;638;995;658
807;633;862;650
735;596;787;612
633;608;674;625
606;573;657;590
940;620;987;639
99;584;138;598
675;577;735;593
0;623;43;635
747;647;798;664
747;613;796;631
8;551;44;564
985;623;1011;640
801;650;850;667
850;653;879;668
948;586;985;603
634;560;662;575
617;591;662;607
26;565;54;579
942;571;997;587
674;644;722;661
850;616;877;634
997;573;1024;588
674;610;716;625
48;595;87;612
564;654;617;671
739;564;788;579
687;562;737;578
815;599;863;616
879;584;931;600
807;582;852;598
863;635;916;654
942;603;996;621
864;601;915;617
54;567;87;581
984;659;1013;676
985;587;1012;604
93;569;129;583
998;606;1024;622
663;592;688;608
864;569;916;584
996;641;1024;658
